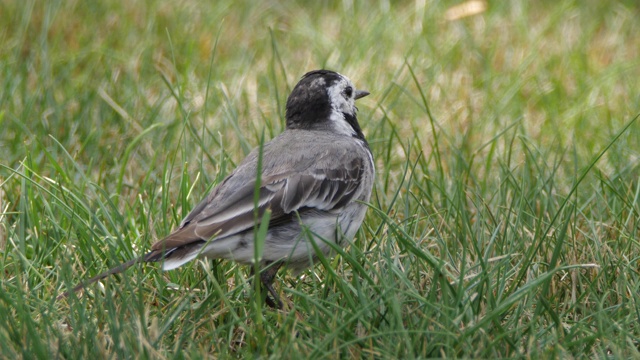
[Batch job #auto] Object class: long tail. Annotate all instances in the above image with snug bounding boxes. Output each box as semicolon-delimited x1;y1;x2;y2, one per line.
56;251;157;300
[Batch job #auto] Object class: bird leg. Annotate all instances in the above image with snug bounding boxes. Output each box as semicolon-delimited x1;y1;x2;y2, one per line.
251;261;283;309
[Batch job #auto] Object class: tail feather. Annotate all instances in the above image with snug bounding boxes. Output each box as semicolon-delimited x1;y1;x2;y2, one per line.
149;237;206;270
56;251;157;300
57;241;206;300
160;244;203;270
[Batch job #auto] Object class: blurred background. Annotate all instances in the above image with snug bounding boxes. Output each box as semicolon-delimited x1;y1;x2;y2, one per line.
1;0;639;358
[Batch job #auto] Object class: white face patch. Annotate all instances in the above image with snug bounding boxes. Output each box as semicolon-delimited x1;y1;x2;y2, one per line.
326;74;359;136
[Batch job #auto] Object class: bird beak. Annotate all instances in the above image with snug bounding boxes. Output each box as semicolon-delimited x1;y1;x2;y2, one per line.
355;90;370;100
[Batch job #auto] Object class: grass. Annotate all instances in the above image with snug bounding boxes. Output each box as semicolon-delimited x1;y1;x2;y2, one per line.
1;0;639;358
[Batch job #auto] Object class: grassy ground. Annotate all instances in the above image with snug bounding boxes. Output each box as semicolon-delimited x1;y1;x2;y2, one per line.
1;0;639;358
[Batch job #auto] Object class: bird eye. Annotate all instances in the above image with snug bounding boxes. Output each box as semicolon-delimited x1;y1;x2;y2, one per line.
344;86;353;98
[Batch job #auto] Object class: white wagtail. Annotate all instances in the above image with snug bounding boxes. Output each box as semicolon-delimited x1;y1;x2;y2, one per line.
60;70;374;308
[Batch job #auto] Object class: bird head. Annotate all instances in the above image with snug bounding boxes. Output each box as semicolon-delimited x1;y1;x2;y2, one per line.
285;70;369;139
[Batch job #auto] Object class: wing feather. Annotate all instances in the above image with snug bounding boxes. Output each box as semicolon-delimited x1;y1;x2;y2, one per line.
149;133;368;266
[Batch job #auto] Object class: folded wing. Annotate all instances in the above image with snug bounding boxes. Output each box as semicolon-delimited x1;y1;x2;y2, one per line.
146;151;365;268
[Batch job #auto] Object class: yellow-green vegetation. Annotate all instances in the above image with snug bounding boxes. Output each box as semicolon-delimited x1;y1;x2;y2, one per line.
1;0;639;358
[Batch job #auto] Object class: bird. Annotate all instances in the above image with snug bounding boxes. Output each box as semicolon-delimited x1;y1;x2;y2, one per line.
59;70;374;308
